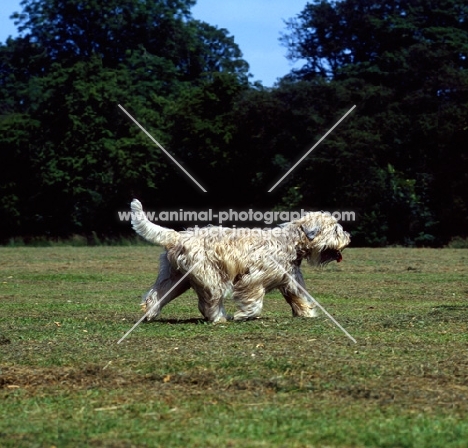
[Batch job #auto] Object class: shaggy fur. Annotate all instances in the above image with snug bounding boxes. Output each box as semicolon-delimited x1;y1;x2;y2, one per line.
131;199;350;322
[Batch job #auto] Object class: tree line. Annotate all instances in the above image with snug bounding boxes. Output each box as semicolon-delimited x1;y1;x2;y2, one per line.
0;0;467;246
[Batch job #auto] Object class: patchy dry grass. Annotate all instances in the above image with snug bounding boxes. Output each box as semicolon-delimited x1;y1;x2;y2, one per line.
1;247;468;447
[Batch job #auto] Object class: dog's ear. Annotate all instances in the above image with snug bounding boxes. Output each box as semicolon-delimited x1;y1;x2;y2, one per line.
301;225;320;240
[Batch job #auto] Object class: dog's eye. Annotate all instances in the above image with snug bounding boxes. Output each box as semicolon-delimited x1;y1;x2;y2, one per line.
302;225;319;240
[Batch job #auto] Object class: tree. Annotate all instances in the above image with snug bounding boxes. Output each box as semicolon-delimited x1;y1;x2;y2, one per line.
280;0;468;244
0;0;250;240
12;0;248;80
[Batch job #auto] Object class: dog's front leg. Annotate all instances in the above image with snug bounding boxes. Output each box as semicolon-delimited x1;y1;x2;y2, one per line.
280;286;319;317
232;286;265;321
279;267;318;317
196;290;228;323
279;270;319;318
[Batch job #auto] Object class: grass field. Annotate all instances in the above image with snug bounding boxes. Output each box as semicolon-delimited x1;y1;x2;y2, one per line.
1;246;468;447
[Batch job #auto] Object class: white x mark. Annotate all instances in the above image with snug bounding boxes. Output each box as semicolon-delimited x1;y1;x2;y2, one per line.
118;104;207;192
268;105;356;192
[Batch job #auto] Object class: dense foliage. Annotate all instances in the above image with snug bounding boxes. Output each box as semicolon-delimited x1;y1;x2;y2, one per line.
0;0;467;245
281;0;468;245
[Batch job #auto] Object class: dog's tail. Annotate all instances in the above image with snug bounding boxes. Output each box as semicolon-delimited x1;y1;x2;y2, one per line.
131;199;180;247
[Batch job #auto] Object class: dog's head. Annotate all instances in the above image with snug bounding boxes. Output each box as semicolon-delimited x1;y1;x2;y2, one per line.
288;212;351;266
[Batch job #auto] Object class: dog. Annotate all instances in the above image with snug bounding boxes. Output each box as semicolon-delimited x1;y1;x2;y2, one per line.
130;199;350;322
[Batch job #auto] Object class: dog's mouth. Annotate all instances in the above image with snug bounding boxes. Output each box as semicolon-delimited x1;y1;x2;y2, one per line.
320;249;343;264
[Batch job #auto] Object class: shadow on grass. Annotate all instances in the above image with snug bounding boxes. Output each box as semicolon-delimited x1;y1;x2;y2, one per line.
142;318;206;325
432;305;468;311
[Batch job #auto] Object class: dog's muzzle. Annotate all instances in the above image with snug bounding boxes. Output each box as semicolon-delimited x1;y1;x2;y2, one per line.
320;249;343;264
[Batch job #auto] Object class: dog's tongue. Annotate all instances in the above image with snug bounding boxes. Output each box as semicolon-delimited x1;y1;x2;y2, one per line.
336;251;343;263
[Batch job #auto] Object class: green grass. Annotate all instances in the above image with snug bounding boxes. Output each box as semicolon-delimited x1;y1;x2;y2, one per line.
1;247;468;447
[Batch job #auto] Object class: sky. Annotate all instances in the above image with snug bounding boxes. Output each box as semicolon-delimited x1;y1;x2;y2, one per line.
0;0;308;87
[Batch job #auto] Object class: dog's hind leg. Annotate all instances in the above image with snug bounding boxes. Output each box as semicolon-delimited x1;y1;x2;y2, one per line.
143;253;190;321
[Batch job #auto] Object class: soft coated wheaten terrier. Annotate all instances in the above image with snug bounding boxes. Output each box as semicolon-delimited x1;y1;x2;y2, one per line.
131;199;350;322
